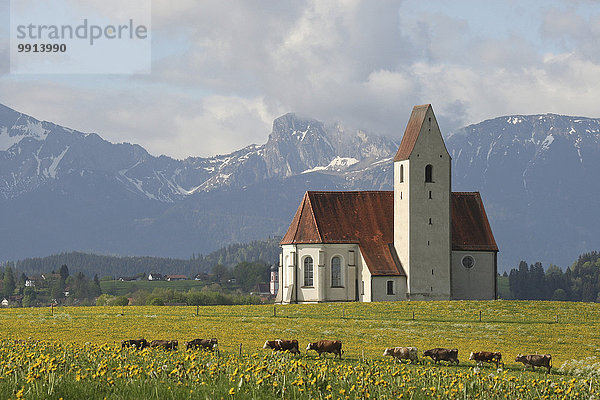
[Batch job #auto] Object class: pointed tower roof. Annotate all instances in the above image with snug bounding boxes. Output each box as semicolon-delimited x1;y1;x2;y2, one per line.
393;104;431;161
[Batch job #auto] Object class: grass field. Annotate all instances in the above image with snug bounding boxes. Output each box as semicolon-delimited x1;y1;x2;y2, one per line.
0;300;599;399
100;279;209;296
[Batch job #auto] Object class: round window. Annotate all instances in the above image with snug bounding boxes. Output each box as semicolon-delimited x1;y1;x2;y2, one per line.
462;255;475;269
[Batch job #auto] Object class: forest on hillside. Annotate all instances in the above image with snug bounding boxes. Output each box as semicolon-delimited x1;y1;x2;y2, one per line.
6;237;281;278
507;251;600;302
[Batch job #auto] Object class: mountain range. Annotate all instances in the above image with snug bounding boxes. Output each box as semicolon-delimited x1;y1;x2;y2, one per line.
1;103;599;271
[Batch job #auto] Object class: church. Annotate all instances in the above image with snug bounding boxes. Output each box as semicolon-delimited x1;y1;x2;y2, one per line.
276;104;498;303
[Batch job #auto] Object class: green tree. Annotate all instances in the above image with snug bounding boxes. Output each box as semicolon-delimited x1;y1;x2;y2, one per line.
3;266;16;297
551;288;567;301
59;264;69;281
22;287;36;307
50;279;65;302
212;264;231;283
147;297;164;306
113;296;129;306
92;275;102;297
96;294;114;306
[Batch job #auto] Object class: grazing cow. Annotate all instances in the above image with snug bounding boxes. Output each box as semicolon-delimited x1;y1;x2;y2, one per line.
469;351;503;368
423;348;459;365
383;347;419;362
263;339;300;354
121;339;149;350
515;354;552;373
306;340;343;359
150;340;178;350
185;338;218;350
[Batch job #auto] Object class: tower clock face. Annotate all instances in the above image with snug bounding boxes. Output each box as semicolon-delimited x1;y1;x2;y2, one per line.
462;255;475;269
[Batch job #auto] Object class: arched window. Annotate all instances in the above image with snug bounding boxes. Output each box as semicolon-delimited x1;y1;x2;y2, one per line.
331;256;342;287
425;164;433;182
303;257;313;286
399;164;404;183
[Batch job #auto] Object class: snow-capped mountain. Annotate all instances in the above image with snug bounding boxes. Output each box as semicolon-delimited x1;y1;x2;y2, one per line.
448;114;600;269
1;103;599;271
0;105;397;262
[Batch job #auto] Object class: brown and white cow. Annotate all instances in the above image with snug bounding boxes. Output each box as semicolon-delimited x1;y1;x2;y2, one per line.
150;340;178;350
185;338;218;350
383;347;418;362
515;354;552;373
423;348;459;365
121;339;149;350
306;340;343;359
263;339;300;354
469;351;502;368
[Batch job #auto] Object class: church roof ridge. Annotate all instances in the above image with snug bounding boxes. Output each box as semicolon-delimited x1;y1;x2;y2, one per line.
394;104;431;161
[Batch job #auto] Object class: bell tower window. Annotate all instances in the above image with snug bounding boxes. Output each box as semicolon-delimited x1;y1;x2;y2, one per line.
425;164;433;182
399;164;404;183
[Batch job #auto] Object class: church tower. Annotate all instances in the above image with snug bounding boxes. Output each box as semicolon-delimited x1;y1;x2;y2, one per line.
393;105;451;300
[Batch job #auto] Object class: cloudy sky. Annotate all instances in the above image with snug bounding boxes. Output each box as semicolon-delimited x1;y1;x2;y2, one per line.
1;0;599;158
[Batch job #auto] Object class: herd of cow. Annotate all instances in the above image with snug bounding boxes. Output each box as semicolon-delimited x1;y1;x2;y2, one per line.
121;338;218;351
382;347;552;373
121;337;552;373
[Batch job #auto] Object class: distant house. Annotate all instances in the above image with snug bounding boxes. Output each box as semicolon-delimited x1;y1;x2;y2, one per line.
166;274;187;281
25;279;36;287
118;276;137;282
41;273;61;281
8;295;23;306
148;273;163;281
194;273;209;281
270;264;278;295
252;283;271;296
1;298;8;307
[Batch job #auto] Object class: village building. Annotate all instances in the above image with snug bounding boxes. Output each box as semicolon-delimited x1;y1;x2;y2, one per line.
166;274;188;281
269;264;279;295
276;104;498;303
148;273;163;281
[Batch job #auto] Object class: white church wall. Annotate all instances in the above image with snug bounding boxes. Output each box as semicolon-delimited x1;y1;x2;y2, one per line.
371;276;407;302
451;251;496;300
359;251;372;302
280;243;362;303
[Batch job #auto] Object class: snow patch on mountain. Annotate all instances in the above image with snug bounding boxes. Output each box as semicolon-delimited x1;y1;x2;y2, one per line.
47;146;69;179
302;156;359;173
0;127;23;151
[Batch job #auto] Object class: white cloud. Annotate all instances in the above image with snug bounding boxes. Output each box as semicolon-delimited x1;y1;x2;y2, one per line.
1;0;600;158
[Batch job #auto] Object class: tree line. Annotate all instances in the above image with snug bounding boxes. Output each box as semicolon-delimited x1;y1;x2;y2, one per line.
0;263;102;306
508;251;600;301
10;238;280;278
0;258;272;307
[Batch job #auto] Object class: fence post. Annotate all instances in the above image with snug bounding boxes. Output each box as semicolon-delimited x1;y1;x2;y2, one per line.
239;343;242;357
479;311;482;322
555;314;558;323
273;305;276;317
196;305;199;316
412;311;415;320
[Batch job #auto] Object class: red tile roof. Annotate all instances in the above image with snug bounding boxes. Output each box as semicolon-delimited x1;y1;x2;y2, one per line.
281;191;497;275
451;192;498;251
394;104;430;161
281;191;404;276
